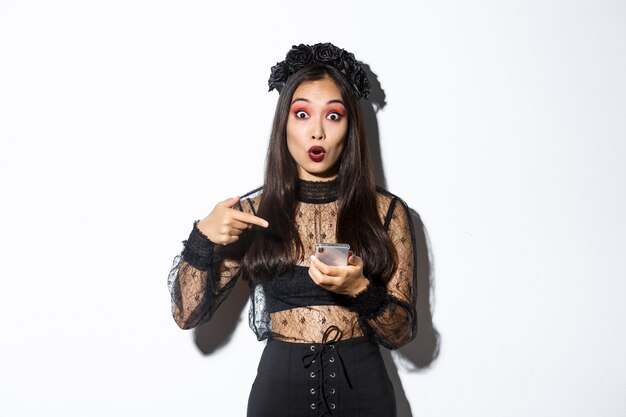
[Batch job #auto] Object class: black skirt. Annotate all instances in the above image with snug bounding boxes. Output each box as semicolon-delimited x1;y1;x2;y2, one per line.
247;327;395;417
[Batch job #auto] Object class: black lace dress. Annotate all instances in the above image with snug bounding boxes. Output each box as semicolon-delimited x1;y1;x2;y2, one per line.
168;178;417;417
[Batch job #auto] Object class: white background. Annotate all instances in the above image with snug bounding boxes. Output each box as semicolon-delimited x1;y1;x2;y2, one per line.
1;1;625;416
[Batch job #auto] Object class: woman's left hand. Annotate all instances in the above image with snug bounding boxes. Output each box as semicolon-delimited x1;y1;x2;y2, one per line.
308;252;369;297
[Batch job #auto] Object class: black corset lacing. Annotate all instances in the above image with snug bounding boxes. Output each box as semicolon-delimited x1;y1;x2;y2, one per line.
301;325;353;415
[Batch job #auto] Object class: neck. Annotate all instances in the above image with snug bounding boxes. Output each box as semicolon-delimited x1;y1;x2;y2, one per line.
296;177;339;204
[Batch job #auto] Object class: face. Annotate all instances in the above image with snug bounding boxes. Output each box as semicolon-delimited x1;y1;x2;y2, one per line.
286;77;348;181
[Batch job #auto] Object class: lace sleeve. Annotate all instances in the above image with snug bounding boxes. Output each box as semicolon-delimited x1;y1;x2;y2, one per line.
167;220;243;330
348;198;417;349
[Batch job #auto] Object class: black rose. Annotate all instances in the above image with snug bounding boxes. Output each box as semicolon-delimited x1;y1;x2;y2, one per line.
352;68;371;99
285;44;313;68
312;42;342;63
333;51;357;76
268;61;289;92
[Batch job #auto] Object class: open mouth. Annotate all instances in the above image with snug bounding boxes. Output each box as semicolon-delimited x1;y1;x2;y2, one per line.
308;146;326;162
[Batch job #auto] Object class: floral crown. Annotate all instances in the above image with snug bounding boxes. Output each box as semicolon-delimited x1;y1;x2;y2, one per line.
268;43;371;100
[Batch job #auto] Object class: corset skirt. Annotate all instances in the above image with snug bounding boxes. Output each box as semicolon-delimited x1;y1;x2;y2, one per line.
247;334;396;417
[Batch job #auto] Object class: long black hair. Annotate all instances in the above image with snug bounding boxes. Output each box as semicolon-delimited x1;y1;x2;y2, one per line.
241;64;396;283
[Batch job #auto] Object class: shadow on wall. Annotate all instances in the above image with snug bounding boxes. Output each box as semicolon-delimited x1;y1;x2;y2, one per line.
193;63;441;417
194;277;249;355
361;64;441;417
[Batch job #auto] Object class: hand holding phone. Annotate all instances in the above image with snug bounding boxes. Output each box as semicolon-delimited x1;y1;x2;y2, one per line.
309;243;368;296
314;243;350;266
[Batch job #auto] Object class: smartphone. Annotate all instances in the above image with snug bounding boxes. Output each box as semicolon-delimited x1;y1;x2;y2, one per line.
314;243;350;266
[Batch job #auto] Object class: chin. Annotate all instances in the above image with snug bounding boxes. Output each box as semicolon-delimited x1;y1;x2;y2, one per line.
296;158;340;180
304;169;337;180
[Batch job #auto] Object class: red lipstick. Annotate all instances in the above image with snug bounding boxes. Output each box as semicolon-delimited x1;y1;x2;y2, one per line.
308;146;326;162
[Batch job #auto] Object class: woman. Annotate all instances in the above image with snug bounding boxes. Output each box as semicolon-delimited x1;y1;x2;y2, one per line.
168;43;417;417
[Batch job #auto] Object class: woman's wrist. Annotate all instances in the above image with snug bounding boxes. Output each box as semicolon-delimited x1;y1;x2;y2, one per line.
181;221;219;270
347;277;390;319
350;275;370;297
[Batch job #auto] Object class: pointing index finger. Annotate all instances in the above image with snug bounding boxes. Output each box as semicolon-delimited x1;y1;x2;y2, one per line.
233;210;269;228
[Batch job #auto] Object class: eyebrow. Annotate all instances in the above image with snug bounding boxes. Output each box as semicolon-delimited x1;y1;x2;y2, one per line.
291;98;346;106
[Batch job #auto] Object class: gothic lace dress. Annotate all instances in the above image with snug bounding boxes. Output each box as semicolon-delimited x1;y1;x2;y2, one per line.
167;179;417;350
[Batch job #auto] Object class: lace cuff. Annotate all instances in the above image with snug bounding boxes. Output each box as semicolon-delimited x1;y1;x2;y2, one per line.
347;278;390;319
181;221;220;271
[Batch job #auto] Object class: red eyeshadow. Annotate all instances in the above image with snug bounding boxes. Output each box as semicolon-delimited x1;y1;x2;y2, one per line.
290;104;309;113
327;107;346;117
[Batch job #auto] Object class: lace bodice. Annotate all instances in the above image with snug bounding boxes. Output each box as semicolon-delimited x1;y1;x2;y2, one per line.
167;178;417;349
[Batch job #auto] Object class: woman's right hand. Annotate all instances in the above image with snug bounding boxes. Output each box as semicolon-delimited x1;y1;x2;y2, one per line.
197;196;269;246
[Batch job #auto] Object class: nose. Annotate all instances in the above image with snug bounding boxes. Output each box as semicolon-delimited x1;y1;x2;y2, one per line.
310;117;325;140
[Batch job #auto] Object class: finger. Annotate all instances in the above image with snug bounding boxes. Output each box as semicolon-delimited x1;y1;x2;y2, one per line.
217;196;241;208
308;264;333;287
219;234;240;246
223;210;267;230
226;218;251;231
228;227;243;236
310;256;341;277
218;224;245;237
348;253;363;266
232;210;269;228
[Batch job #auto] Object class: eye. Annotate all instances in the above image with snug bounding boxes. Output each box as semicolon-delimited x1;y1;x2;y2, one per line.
326;112;343;121
295;110;309;119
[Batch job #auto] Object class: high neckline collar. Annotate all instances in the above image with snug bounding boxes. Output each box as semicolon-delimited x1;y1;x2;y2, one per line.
296;177;339;204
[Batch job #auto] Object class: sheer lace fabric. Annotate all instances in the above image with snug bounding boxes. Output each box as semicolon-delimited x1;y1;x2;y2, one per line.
168;179;417;349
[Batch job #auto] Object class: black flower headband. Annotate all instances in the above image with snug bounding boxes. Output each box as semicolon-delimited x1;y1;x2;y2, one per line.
268;43;371;100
